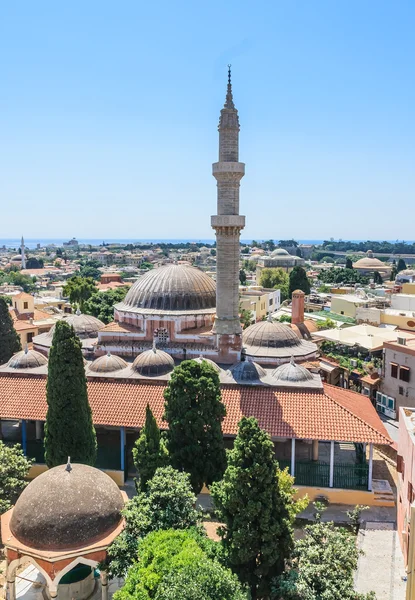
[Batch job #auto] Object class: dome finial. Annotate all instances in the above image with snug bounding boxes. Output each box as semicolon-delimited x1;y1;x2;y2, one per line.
152;338;157;353
66;456;72;472
24;344;28;354
290;356;296;366
267;313;273;323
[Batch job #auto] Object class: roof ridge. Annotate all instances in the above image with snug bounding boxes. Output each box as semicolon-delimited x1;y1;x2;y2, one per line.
323;383;392;445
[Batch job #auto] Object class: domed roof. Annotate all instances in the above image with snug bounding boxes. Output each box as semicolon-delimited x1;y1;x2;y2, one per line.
11;255;22;262
133;346;175;376
226;360;267;383
48;312;105;340
192;355;221;373
10;463;124;551
243;320;301;349
120;264;216;312
272;357;314;383
353;250;387;270
89;353;128;373
271;248;290;257
7;348;48;369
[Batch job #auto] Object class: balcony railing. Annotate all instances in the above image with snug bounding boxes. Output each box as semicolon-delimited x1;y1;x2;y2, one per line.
278;459;368;490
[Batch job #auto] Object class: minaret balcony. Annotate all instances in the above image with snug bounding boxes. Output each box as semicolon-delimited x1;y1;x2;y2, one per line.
211;215;245;228
212;162;245;175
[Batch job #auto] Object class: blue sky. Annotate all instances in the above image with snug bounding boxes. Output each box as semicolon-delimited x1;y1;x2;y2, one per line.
0;1;414;241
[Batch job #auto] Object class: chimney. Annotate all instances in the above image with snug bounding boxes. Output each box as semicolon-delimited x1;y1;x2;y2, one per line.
291;290;305;325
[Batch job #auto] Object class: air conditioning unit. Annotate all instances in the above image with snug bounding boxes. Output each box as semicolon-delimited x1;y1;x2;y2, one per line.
397;336;407;346
350;359;358;368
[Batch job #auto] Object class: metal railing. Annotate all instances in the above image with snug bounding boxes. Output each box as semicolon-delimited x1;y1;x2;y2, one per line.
277;459;368;490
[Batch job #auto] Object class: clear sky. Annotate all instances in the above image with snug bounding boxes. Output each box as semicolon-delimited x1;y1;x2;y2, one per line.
0;1;414;241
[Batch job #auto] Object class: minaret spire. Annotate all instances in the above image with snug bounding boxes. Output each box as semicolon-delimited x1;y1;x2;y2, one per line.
211;67;245;362
20;236;26;270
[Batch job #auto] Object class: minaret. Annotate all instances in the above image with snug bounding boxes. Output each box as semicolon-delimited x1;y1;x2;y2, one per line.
20;236;26;270
211;66;245;361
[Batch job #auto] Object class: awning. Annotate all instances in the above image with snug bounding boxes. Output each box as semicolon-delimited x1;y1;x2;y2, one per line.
320;361;339;373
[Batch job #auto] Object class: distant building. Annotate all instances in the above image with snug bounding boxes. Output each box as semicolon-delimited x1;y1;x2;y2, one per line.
63;238;79;247
352;250;392;280
397;407;415;569
239;286;281;322
380;336;415;418
256;248;305;282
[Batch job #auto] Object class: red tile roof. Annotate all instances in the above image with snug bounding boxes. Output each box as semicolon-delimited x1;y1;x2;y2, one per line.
0;376;391;445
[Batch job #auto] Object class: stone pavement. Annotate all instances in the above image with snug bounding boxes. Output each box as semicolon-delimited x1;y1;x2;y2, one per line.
355;522;406;600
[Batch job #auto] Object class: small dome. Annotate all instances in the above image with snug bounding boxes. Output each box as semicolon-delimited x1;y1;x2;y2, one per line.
120;264;216;312
272;358;314;383
193;355;221;373
227;360;267;383
10;463;124;550
243;320;301;349
133;346;174;376
48;313;105;340
353;250;387;270
271;248;290;257
89;353;128;373
8;348;48;369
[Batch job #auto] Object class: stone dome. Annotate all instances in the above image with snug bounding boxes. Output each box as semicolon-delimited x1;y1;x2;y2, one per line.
272;358;314;383
89;353;128;373
11;255;22;262
192;355;221;373
10;463;124;551
353;250;387;270
133;346;175;376
48;313;105;340
7;348;48;369
243;320;301;349
226;360;267;383
120;264;216;312
271;248;290;257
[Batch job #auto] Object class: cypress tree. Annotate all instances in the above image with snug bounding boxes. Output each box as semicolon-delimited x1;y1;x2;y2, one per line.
163;360;226;494
211;417;293;600
288;266;311;298
133;404;169;491
44;320;97;467
0;297;21;365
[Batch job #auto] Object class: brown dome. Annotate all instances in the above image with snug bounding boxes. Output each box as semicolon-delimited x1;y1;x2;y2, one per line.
10;463;124;550
120;264;216;312
243;320;301;349
353;250;388;270
133;347;174;376
89;353;128;373
7;348;48;369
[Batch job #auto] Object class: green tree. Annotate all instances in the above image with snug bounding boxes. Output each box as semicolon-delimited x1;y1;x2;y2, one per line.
346;257;353;269
0;297;22;364
0;442;33;514
133;405;169;491
63;276;97;310
321;256;335;263
105;467;199;577
211;417;294;599
239;269;247;285
240;306;253;329
289;266;311;298
114;529;247;600
278;314;292;323
44;320;97;467
274;504;375;600
259;268;289;300
372;271;383;284
79;262;101;280
319;268;369;286
397;258;407;273
83;287;128;323
316;318;337;331
164;360;226;494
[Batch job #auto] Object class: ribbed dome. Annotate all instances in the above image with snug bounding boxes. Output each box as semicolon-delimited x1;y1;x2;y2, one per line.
8;348;48;369
89;353;128;373
47;313;105;340
133;347;175;376
10;463;124;550
243;320;301;349
227;360;267;382
193;355;221;373
272;358;314;383
353;250;387;269
121;264;216;312
271;248;290;257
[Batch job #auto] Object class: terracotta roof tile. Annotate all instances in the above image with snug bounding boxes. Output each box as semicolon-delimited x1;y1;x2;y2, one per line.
0;376;391;445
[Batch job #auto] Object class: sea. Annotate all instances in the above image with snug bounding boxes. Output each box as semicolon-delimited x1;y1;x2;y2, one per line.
1;238;413;250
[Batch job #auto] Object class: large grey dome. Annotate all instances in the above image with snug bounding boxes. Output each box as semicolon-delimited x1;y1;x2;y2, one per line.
133;347;175;376
10;463;124;550
243;320;301;349
7;348;48;369
193;355;221;373
121;264;216;312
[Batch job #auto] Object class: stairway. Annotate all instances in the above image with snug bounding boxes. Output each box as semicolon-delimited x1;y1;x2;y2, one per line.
372;479;395;507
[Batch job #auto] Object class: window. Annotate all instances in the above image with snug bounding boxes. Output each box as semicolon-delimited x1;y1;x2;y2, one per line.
397;455;403;474
400;366;410;383
399;386;404;396
23;302;28;309
27;332;33;343
408;482;414;504
390;362;398;378
388;397;395;410
155;328;169;344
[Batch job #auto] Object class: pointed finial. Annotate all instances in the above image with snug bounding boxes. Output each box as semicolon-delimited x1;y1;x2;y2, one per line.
24;344;29;354
66;457;72;472
224;64;235;109
107;352;111;358
290;356;296;366
152;338;157;353
76;308;81;316
267;313;273;323
228;64;231;85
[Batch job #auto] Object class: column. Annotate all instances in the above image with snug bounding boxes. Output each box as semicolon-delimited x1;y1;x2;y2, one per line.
312;440;319;461
100;571;108;600
329;440;335;488
35;420;43;441
120;427;125;473
21;419;27;455
7;577;16;600
368;443;373;492
291;438;296;476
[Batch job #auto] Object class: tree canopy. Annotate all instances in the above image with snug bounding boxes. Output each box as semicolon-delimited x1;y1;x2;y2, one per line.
0;442;33;514
44;320;97;467
133;405;169;491
0;297;22;365
397;258;407;273
289;266;311;298
164;360;226;494
83;287;128;323
318;268;369;285
211;417;295;599
26;257;44;269
62;276;97;310
259;268;289;300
